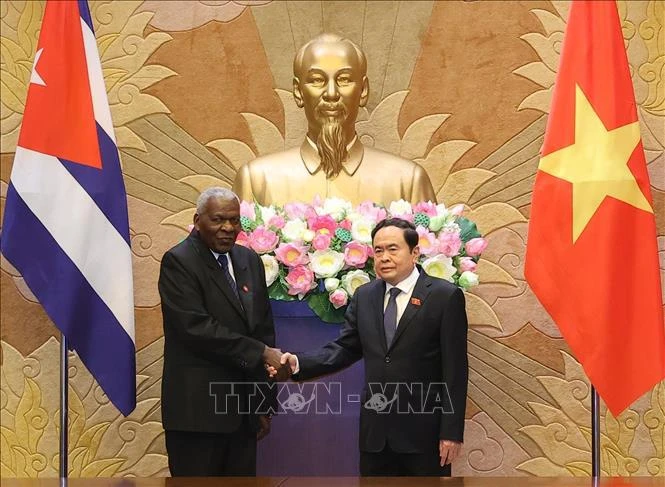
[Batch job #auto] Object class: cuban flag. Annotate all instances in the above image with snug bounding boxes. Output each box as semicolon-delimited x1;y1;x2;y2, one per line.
1;0;135;415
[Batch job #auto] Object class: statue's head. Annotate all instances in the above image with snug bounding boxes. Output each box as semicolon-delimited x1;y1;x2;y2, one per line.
293;34;369;178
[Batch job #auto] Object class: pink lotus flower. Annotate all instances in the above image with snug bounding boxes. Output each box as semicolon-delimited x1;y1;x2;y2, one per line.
284;202;310;220
414;201;437;216
329;289;349;309
465;238;488;257
339;219;352;231
275;242;309;267
268;215;286;230
344;242;371;267
240;201;256;220
357;201;387;224
438;231;462;257
416;226;439;256
248;226;279;254
286;265;315;296
449;204;465;217
308;215;337;236
312;233;332;251
458;256;477;273
235;231;250;247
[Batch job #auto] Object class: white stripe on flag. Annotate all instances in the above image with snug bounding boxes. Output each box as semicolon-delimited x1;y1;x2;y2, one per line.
80;18;115;143
11;146;135;342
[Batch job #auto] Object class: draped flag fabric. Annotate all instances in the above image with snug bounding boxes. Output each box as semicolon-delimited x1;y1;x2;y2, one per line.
1;0;136;415
525;0;665;416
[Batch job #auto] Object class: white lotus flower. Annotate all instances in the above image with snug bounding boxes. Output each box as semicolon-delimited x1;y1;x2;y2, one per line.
281;218;307;242
324;277;341;292
259;204;277;224
389;199;413;216
260;254;279;287
341;269;371;296
302;229;315;242
422;255;456;282
310;250;345;278
458;271;479;288
351;218;374;244
321;197;352;221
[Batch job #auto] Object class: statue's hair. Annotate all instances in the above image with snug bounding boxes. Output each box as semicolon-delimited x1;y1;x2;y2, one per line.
196;187;238;213
293;33;367;77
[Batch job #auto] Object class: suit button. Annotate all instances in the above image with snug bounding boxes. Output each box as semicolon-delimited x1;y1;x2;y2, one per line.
240;360;247;368
384;356;391;364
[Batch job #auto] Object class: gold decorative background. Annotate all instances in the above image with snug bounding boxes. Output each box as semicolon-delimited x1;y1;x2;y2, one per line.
1;0;664;478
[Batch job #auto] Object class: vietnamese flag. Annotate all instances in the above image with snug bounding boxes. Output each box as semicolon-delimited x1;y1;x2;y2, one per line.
525;0;665;416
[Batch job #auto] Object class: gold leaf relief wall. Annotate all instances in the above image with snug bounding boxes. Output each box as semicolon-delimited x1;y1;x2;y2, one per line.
1;0;663;478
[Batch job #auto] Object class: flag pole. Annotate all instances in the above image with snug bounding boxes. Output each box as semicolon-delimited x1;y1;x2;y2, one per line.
59;334;69;478
591;385;601;478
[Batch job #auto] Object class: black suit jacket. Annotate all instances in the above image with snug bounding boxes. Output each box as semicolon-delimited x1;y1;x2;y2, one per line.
159;231;276;433
296;270;468;454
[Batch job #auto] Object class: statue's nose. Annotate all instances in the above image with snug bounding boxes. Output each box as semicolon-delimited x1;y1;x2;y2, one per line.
323;80;339;101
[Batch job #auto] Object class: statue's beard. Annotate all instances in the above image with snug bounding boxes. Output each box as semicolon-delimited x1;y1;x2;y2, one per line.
315;104;348;179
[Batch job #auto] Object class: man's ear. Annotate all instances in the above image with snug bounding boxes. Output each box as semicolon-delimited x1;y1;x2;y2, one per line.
359;76;369;108
293;77;304;108
193;213;200;230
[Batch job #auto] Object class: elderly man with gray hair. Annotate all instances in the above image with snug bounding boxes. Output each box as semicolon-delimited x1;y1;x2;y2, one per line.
158;187;282;476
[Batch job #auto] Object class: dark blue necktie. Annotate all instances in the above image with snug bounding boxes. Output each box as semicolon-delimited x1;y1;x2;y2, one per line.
217;254;241;303
384;287;401;347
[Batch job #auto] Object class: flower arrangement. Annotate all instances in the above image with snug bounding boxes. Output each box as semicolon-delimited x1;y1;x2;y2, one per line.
235;197;486;323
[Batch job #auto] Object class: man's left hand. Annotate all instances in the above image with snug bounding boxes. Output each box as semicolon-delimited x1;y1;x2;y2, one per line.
439;439;462;466
257;415;271;440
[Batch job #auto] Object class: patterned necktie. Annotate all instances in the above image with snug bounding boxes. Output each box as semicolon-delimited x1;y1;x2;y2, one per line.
384;287;402;347
217;254;241;303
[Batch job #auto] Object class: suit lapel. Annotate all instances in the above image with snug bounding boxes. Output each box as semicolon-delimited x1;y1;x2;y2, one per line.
230;246;255;331
189;233;246;320
388;272;431;351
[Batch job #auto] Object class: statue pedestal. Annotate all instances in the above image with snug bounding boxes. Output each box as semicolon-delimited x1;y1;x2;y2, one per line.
257;300;364;475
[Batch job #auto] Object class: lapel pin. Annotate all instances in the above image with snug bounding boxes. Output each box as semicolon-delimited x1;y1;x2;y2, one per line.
410;297;421;306
242;285;249;293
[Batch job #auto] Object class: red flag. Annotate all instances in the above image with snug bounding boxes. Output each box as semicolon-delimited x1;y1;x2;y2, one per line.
525;0;665;415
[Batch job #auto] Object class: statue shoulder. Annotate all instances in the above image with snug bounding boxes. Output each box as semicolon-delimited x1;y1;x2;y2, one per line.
232;146;303;203
240;146;302;173
363;146;427;172
362;145;436;203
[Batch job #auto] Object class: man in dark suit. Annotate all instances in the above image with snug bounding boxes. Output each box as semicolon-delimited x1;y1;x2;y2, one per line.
277;218;468;476
159;187;283;476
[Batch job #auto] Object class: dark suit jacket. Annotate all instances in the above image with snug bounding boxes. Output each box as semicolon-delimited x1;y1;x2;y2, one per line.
159;231;276;433
296;270;468;454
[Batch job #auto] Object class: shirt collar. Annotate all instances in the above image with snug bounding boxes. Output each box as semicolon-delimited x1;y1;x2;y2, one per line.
210;249;230;262
385;266;420;296
300;135;364;176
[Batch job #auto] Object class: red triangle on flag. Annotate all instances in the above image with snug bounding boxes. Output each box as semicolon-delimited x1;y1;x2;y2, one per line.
18;1;102;169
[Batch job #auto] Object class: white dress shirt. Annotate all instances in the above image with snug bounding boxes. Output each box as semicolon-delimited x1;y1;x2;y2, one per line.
383;266;421;327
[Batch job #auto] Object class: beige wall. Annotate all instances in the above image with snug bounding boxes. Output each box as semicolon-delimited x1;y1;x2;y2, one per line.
1;0;663;477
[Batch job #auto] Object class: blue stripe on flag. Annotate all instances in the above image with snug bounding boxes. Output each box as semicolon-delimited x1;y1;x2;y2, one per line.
60;123;131;245
78;0;94;32
2;183;136;415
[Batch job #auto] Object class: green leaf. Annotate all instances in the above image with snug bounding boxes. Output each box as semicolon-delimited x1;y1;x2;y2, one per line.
457;217;481;241
306;293;346;324
268;280;296;301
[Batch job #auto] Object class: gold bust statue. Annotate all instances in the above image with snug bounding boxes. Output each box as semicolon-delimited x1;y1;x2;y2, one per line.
232;33;436;206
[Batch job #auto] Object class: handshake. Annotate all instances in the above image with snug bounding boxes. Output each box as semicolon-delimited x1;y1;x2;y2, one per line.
262;346;297;381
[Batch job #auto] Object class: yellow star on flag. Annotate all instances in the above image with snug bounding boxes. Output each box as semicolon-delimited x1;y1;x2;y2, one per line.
538;84;653;242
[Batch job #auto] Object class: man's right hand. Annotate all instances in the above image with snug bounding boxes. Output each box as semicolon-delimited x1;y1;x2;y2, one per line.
262;346;283;369
266;352;298;379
